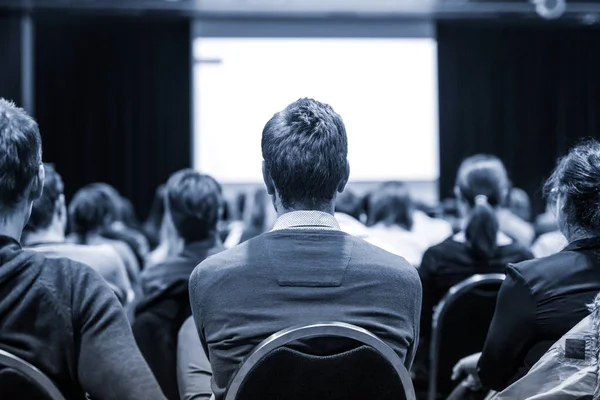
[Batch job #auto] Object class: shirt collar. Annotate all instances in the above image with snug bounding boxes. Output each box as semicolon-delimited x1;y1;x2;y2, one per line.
271;211;340;231
564;236;600;252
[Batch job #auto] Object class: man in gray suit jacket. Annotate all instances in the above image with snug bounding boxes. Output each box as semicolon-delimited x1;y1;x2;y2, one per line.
189;98;422;400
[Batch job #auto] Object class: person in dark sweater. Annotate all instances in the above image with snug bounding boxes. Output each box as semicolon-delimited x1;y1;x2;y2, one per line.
418;155;533;345
133;170;224;400
0;99;165;399
453;140;600;393
189;98;422;400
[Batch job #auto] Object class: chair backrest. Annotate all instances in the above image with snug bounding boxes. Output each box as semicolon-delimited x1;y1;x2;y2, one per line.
0;348;66;400
225;321;416;400
428;274;505;400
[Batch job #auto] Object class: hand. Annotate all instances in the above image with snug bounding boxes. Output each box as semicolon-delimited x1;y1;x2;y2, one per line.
452;352;482;390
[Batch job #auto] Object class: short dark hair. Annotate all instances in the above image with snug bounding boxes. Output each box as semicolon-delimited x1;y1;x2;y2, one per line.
0;99;42;209
261;98;348;209
456;154;508;259
25;163;63;232
544;139;600;236
166;169;221;243
367;181;414;230
68;183;119;237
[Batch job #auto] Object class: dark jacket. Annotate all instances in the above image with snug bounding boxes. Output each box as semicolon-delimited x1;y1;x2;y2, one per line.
0;235;164;400
133;238;224;400
478;236;600;391
190;229;422;400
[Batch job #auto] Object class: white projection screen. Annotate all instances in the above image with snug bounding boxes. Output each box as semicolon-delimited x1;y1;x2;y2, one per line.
193;37;439;185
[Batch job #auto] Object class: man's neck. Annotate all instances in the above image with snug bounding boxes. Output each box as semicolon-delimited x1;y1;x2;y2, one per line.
23;226;65;246
0;215;26;243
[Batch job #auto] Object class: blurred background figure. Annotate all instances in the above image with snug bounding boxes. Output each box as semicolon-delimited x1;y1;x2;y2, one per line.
496;186;535;247
224;187;272;248
366;181;431;266
334;189;397;253
133;169;224;400
23;164;134;305
67;183;141;285
506;187;532;222
531;198;568;258
414;155;533;390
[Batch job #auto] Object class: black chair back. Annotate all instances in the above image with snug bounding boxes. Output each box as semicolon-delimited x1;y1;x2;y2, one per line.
0;348;66;400
428;274;505;400
225;321;416;400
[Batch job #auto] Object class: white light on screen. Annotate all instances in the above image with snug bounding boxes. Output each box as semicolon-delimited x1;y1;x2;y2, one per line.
193;37;439;183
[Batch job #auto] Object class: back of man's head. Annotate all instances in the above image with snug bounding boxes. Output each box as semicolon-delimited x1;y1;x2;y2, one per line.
25;163;64;233
261;98;348;210
69;184;119;236
0;99;42;212
166;169;222;243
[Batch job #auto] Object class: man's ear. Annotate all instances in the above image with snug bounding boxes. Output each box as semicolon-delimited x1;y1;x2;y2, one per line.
337;160;350;193
30;164;45;201
262;161;276;196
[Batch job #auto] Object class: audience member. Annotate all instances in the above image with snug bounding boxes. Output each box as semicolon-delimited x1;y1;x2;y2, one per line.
490;290;600;399
453;140;600;392
531;198;568;258
23;164;134;303
0;99;165;399
177;316;213;400
366;181;430;266
133;170;224;400
415;155;533;385
333;189;396;253
224;187;270;247
188;98;422;400
91;183;150;265
412;205;454;248
68;184;141;283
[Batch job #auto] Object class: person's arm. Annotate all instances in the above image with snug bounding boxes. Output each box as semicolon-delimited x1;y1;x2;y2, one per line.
477;265;537;391
177;317;213;400
72;263;166;400
405;273;422;370
418;249;437;344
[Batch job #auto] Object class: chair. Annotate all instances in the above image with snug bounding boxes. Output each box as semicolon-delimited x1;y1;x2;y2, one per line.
428;274;506;400
225;321;416;400
0;348;66;400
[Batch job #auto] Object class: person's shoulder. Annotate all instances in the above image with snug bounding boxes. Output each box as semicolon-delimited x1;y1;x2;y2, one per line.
191;237;259;279
350;236;420;279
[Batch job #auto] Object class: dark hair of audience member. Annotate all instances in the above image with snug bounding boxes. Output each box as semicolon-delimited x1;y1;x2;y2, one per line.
68;184;119;243
0;99;42;211
367;181;414;230
261;97;348;209
544;139;600;239
24;163;63;233
244;188;268;230
166;169;222;243
335;189;363;221
456;155;509;259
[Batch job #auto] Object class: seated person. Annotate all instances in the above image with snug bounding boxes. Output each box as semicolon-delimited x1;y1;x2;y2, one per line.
0;99;165;399
133;170;224;400
67;184;141;284
366;181;431;266
22;164;133;303
224;188;270;248
452;140;600;392
333;189;396;253
414;155;533;384
189;98;422;400
490;291;600;399
177;316;212;400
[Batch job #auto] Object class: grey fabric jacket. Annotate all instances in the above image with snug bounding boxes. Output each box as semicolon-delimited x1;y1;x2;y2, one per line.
492;292;600;400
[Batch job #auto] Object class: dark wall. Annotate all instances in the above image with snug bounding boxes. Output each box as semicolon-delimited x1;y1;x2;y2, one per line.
437;22;600;215
34;16;192;219
0;14;24;106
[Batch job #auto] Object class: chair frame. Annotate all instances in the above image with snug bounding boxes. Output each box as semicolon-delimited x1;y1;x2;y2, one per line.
225;321;416;400
0;348;66;400
427;273;506;400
